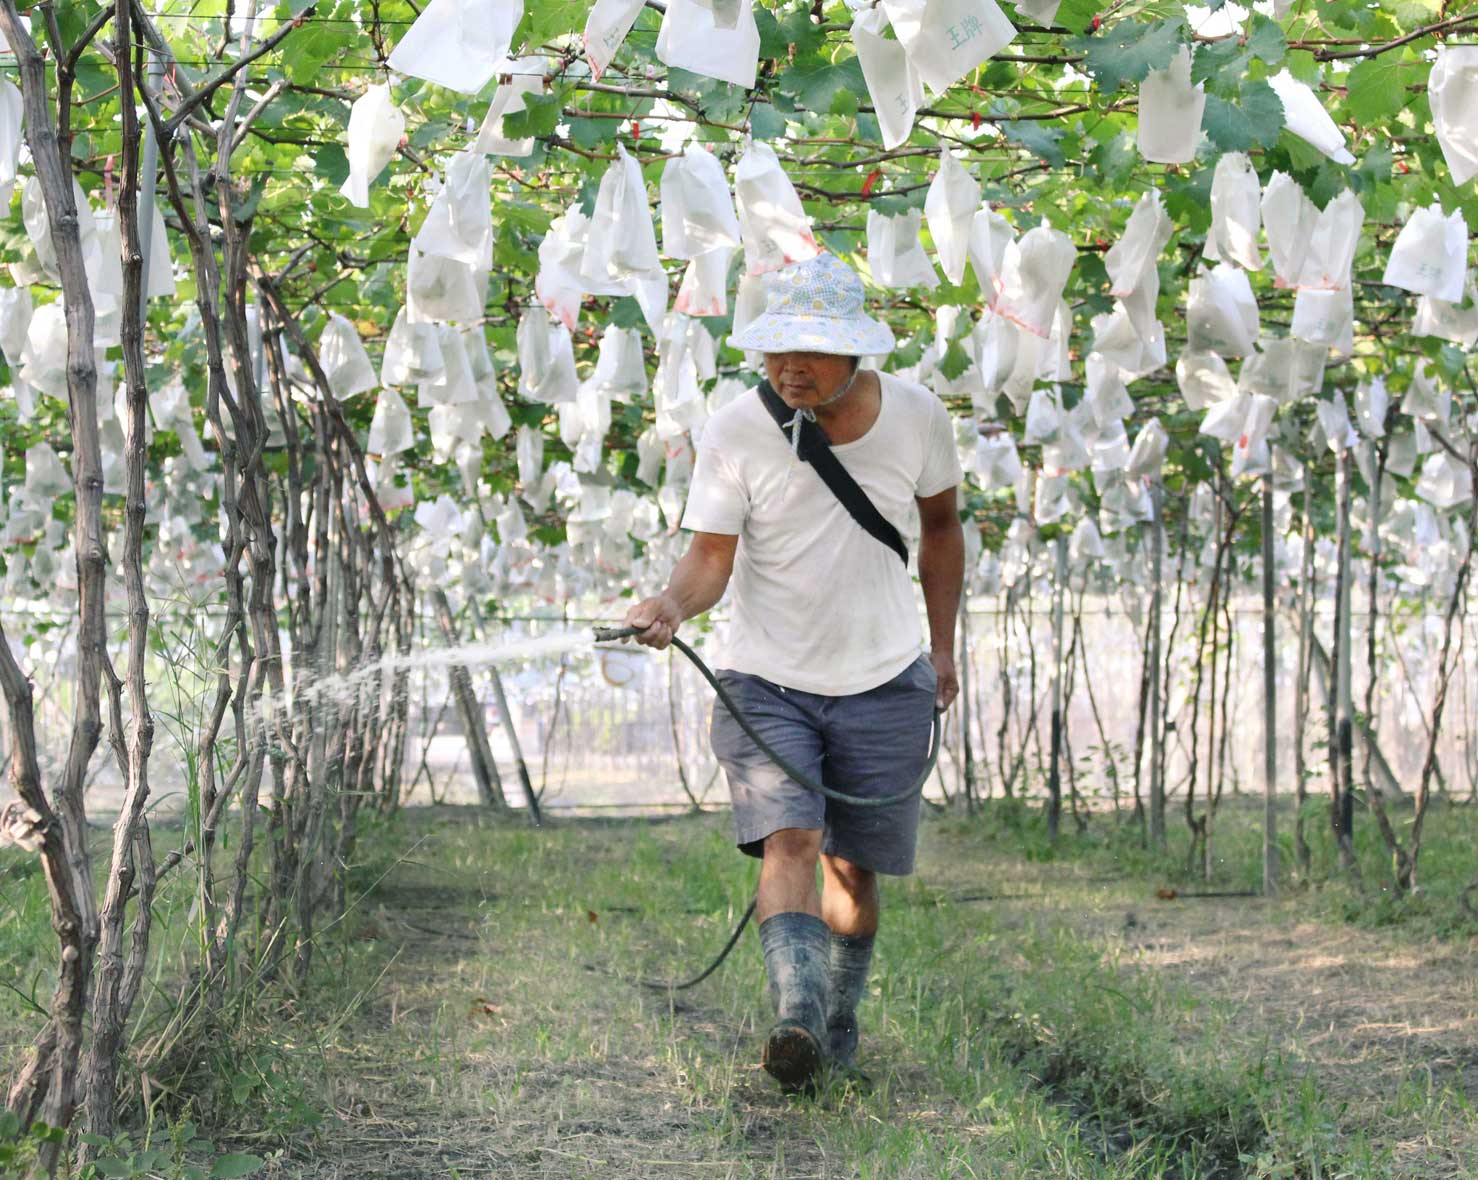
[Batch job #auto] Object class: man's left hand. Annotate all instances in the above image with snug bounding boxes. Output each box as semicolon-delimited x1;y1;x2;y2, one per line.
931;650;959;711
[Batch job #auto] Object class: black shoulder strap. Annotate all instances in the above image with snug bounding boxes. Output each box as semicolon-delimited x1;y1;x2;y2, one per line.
755;380;908;566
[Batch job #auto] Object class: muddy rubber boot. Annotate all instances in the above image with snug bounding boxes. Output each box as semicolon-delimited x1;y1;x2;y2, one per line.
758;912;830;1093
826;932;874;1082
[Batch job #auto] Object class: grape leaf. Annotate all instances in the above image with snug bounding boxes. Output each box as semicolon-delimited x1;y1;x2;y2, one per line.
522;0;586;43
1053;0;1103;34
1202;82;1286;152
748;103;788;141
938;338;974;382
778;57;867;115
1003;121;1067;168
1069;18;1184;93
567;113;615;150
1193;16;1285;88
501;93;564;140
756;8;826;59
313;144;350;188
1343;56;1414;126
1087;132;1137;185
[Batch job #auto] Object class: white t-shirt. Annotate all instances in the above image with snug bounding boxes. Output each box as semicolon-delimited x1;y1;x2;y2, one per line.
680;371;963;696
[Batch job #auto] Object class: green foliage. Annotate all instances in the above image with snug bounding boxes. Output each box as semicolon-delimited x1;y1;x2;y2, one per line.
1202;82;1286;152
79;1120;264;1180
755;6;826;59
0;0;1464;563
500;91;565;140
0;1113;65;1176
1343;54;1421;126
1002;119;1067;168
748;102;787;141
1069;17;1184;93
1193;14;1286;86
522;0;586;44
777;54;867;115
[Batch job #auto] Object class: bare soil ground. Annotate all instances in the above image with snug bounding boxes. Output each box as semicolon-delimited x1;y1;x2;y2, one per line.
1106;891;1477;1178
919;823;1478;1179
253;810;1476;1179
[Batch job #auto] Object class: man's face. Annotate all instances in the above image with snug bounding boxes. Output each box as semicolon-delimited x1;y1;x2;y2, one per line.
764;351;857;410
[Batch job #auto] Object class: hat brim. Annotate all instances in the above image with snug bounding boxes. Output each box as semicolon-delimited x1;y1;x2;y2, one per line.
728;311;896;357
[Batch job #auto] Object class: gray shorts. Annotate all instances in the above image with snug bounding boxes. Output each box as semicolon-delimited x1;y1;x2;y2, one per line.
709;654;937;876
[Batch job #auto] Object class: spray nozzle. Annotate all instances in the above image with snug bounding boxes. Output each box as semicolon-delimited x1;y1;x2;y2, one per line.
592;625;640;644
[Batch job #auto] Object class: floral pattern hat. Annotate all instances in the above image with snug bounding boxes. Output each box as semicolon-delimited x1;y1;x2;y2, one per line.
728;253;897;356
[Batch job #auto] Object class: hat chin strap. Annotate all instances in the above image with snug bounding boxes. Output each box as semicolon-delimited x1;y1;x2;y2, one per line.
783;365;860;461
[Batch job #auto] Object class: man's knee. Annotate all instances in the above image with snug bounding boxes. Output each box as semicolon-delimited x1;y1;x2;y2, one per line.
764;827;822;866
822;854;876;899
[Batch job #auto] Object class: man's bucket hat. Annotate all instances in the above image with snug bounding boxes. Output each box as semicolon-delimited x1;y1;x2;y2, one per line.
728;253;897;357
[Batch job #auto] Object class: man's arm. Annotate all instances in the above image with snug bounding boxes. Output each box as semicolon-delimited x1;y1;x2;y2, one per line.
917;486;965;709
622;531;739;649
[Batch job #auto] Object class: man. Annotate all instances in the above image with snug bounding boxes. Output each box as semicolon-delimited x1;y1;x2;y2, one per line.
624;252;964;1091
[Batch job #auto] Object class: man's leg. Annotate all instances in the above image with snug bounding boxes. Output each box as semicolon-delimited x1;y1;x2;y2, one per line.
756;827;823;921
820;853;878;935
820;854;878;1070
755;827;830;1090
814;654;938;1071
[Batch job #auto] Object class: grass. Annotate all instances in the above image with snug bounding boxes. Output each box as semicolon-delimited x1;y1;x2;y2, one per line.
239;807;1424;1178
2;794;1474;1178
960;785;1478;937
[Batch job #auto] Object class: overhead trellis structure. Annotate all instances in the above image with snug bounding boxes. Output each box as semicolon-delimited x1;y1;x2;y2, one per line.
1;0;1477;1166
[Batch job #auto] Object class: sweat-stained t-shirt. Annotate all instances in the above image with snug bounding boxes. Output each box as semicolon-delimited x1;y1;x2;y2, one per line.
680;371;963;696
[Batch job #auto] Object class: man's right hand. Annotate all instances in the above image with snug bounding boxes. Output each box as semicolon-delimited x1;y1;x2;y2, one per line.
622;594;683;650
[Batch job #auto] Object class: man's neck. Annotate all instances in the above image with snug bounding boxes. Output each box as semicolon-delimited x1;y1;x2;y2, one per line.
813;370;881;443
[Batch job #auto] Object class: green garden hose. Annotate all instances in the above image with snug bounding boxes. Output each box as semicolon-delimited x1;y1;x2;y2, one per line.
591;624;944;991
593;626;942;809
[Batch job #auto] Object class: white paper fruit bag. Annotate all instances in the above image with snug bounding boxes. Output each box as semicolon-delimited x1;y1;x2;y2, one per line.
1268;69;1355;166
585;0;646;82
734;143;819;275
879;0;1016;97
583;145;662;284
852;5;925;150
517;306;579;404
1383;204;1468;304
994;222;1074;337
368;387;415;455
473;58;546;157
389;0;523;94
1430;45;1478;186
382;308;446;385
868;209;939;289
1204;152;1261;271
1138;46;1204;164
1261;172;1317;289
661;145;741;259
656;0;760;89
319;313;377;400
1186;265;1259;357
924;149;979;286
341;84;404;207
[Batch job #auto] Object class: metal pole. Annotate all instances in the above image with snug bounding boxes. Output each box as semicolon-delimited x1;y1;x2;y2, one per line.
1047;533;1067;843
489;664;543;827
1336;448;1356;846
958;593;975;812
135;49;165;321
1261;472;1278;895
1149;481;1166;852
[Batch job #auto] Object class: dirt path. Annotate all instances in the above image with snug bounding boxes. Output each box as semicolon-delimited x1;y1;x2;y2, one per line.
1101;891;1478;1178
255;812;1476;1179
920;823;1478;1179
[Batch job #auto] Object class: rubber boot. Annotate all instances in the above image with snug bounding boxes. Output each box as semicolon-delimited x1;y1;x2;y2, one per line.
757;912;830;1092
827;932;875;1081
